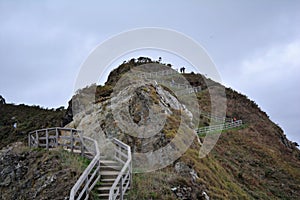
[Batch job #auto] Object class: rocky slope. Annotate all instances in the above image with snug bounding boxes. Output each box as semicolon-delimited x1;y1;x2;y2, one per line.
0;142;85;200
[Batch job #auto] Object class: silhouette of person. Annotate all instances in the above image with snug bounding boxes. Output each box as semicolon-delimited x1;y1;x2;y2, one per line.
182;67;186;73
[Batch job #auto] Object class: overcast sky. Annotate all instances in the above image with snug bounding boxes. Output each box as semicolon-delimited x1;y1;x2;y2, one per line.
0;0;299;144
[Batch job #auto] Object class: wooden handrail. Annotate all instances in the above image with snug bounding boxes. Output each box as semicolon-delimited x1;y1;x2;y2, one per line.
109;138;132;200
28;127;101;200
69;136;100;200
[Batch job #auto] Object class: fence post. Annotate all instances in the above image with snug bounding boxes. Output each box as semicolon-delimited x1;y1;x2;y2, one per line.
28;133;31;147
130;151;133;186
55;128;59;147
115;144;118;160
46;129;49;150
71;129;74;153
81;136;84;157
119;145;122;160
36;131;39;147
85;177;89;199
120;176;123;200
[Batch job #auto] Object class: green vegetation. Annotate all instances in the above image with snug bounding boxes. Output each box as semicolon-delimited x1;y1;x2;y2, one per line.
58;148;91;172
128;169;177;200
0;103;65;149
162;109;181;140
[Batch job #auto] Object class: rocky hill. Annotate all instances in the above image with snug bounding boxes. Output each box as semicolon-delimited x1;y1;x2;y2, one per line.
67;58;300;199
1;57;300;199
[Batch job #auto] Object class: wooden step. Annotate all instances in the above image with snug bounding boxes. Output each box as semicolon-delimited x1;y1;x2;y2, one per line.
100;171;120;179
98;186;118;192
99;179;130;187
96;188;129;199
96;186;130;193
101;178;116;183
100;160;120;165
97;192;109;197
101;165;122;171
96;193;112;200
100;182;114;187
100;171;120;175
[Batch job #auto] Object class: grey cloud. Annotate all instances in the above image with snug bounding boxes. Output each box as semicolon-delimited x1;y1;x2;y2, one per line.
0;0;299;144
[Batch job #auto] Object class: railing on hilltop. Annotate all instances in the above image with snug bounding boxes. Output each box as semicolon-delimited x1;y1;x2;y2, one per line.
28;128;101;200
109;138;132;200
132;69;202;95
175;86;202;96
197;120;243;135
156;79;202;93
133;69;178;79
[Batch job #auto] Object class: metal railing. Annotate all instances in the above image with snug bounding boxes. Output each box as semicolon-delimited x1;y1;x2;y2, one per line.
109;138;132;200
197;120;243;135
28;127;101;200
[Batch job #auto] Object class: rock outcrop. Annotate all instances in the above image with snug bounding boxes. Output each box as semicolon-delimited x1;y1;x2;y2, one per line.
67;63;200;172
0;142;82;200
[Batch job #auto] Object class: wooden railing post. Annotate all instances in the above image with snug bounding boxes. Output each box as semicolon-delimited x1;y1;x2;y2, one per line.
46;129;49;150
129;167;132;187
36;131;39;147
71;129;74;153
85;177;89;198
119;145;122;160
28;133;31;147
119;176;123;200
81;138;84;157
55;128;59;147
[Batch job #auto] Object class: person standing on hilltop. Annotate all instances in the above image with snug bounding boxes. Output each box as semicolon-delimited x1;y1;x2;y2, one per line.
0;95;6;104
180;67;186;73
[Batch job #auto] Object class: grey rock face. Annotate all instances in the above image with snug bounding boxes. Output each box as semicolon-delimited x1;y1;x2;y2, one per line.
0;142;80;200
69;79;196;171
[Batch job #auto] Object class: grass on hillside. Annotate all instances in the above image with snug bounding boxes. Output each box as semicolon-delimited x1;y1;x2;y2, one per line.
0;103;65;149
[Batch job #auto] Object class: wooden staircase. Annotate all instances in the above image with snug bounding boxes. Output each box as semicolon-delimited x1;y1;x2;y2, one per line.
97;159;122;199
28;128;132;200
